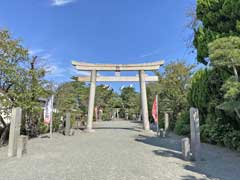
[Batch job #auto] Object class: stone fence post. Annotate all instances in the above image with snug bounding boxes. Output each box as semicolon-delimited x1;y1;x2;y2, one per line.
17;135;28;158
182;137;191;161
190;107;201;161
8;107;22;157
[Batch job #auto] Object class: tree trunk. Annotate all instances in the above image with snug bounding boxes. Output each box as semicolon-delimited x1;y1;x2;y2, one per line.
234;108;240;126
231;58;238;81
233;65;238;82
231;58;240;124
0;115;6;128
0;124;10;146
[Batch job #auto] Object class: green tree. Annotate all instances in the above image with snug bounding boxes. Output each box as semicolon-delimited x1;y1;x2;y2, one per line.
0;30;28;110
95;85;114;109
190;0;240;152
208;36;240;80
160;61;193;129
188;67;240;150
193;0;240;65
120;86;140;119
95;85;117;120
55;81;88;114
147;61;194;129
208;36;240;124
0;29;51;140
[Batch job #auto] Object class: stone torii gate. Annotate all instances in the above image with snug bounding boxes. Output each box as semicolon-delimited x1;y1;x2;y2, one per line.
72;60;164;132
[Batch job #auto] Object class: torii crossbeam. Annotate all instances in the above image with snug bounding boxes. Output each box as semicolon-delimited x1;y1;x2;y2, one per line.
72;60;164;132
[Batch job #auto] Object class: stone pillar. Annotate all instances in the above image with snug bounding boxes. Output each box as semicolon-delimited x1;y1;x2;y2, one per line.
138;110;142;122
86;70;96;132
181;137;191;161
17;135;28;158
164;112;169;134
139;70;150;131
190;107;201;161
8;107;22;157
65;112;71;136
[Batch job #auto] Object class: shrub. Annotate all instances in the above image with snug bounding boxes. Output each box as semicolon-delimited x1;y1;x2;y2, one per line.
174;111;190;136
223;130;240;152
38;122;49;134
52;113;62;132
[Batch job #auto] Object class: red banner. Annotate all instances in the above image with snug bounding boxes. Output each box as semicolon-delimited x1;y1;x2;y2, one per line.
152;95;158;124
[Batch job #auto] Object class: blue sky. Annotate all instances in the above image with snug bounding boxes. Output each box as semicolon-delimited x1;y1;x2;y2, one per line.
0;0;197;92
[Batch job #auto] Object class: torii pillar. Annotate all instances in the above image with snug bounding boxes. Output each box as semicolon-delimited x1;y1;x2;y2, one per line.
86;70;96;132
139;70;150;131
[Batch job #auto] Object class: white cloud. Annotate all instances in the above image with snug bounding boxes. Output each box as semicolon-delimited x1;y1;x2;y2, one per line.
28;49;44;56
70;69;102;77
51;0;76;6
139;48;161;58
46;64;65;77
76;71;91;76
70;69;90;76
41;53;52;60
28;49;52;60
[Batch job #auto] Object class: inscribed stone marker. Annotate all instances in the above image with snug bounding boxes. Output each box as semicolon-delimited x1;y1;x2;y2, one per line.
8;107;22;157
190;107;201;161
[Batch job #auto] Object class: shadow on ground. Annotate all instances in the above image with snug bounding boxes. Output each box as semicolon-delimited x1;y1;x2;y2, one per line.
135;133;240;180
94;127;142;132
180;175;206;180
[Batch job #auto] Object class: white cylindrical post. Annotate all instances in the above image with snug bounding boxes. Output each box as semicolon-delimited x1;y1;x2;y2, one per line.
86;70;96;132
139;70;150;131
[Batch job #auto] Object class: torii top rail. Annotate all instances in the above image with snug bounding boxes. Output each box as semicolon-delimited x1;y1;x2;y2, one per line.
72;60;164;82
72;60;164;132
72;60;164;71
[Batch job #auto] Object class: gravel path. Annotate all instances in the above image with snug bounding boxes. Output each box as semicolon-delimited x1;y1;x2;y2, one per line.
0;120;240;180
